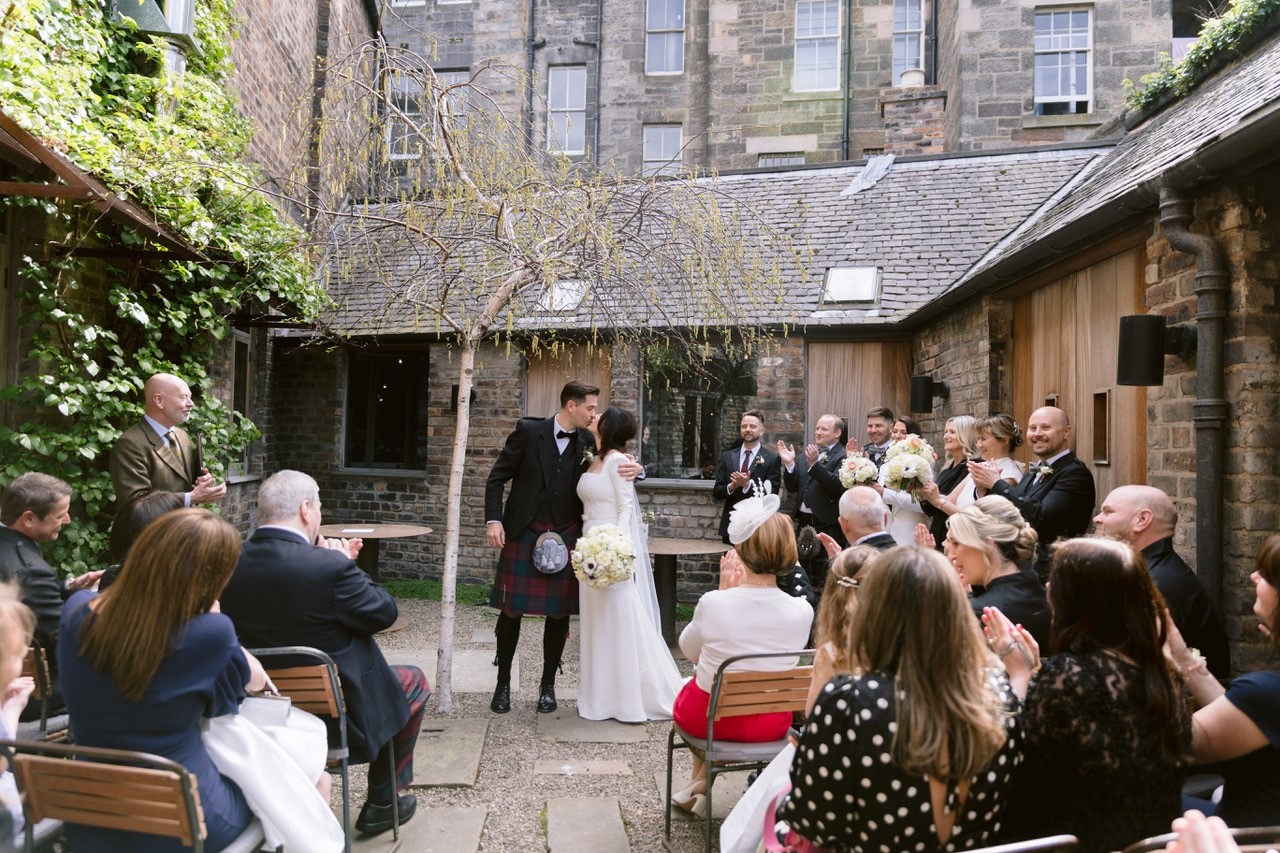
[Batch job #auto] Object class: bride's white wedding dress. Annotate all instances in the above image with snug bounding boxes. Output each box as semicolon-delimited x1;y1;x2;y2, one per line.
576;451;685;722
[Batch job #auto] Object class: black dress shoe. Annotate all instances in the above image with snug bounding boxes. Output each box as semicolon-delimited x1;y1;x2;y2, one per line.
355;793;417;835
536;682;557;713
490;681;511;713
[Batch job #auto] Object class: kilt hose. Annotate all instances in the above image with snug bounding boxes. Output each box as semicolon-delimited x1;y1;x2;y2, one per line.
488;518;583;617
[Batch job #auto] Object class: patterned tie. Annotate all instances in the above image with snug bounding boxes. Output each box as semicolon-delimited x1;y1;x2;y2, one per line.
740;450;752;473
163;430;182;469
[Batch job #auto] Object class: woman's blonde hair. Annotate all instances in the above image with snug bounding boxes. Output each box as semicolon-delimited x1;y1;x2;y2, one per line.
815;545;879;674
77;509;241;702
735;513;798;575
0;583;35;671
974;413;1023;454
947;496;1038;575
846;546;1009;780
944;416;978;468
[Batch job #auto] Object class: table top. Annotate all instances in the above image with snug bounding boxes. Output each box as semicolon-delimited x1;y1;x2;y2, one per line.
647;538;733;556
319;523;432;540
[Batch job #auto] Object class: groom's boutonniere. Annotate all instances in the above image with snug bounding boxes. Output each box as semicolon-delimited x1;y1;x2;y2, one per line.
818;452;829;464
1036;464;1054;477
581;447;595;465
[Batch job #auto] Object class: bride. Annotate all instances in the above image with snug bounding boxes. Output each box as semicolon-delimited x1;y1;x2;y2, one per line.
576;406;686;722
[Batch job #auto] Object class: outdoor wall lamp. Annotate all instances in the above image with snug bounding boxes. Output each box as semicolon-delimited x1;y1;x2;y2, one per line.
909;375;951;414
1116;314;1197;386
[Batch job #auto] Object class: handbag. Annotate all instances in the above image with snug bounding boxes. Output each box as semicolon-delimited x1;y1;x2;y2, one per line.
240;682;291;728
760;788;832;853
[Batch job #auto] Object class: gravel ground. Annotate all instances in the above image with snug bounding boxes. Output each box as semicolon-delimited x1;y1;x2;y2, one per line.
376;597;713;853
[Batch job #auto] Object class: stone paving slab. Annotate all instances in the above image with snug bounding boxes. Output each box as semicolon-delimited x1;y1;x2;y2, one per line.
468;627;496;644
652;770;752;819
547;797;629;853
412;718;488;788
382;648;519;693
534;759;634;776
537;707;650;743
350;805;487;852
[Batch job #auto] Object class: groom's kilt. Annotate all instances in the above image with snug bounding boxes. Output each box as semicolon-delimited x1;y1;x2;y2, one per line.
489;518;582;617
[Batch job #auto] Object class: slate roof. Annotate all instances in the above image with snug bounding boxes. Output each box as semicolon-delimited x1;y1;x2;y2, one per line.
942;28;1280;308
323;144;1105;336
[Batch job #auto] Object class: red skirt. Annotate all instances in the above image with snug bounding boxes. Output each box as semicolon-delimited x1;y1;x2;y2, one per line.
672;679;791;742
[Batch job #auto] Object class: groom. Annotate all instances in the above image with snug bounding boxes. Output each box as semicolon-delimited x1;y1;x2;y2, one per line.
485;380;641;714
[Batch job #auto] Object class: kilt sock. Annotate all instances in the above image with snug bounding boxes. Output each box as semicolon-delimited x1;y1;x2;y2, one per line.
367;664;430;802
541;616;570;687
495;612;521;685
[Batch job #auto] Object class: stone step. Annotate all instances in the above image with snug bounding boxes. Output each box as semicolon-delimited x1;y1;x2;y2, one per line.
536;707;650;744
348;805;486;853
533;759;634;776
547;797;630;853
382;647;519;693
412;718;488;788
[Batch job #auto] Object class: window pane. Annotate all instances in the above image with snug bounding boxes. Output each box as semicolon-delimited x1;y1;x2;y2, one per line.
647;0;684;30
646;32;685;73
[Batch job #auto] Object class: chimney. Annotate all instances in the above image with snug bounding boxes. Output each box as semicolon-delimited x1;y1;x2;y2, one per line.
880;73;947;157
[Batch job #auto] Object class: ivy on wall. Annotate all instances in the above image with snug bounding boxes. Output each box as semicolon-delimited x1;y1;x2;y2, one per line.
1124;0;1280;112
0;0;326;573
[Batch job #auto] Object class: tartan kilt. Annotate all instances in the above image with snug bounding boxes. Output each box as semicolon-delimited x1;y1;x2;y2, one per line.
489;518;583;617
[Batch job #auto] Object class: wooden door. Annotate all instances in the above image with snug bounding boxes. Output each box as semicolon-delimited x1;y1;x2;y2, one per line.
1012;247;1147;504
806;341;912;444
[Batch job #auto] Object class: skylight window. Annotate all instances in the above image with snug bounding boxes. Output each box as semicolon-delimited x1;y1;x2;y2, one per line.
822;267;880;304
538;280;587;312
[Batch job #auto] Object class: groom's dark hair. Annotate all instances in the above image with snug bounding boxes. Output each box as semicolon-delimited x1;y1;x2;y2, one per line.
597;407;637;454
560;380;600;408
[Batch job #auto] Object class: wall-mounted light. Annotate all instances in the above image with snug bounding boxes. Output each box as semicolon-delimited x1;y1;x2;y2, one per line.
451;384;477;411
1117;314;1197;386
909;375;950;414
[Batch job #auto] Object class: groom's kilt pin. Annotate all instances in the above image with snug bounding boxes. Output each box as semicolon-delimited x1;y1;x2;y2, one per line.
488;518;582;618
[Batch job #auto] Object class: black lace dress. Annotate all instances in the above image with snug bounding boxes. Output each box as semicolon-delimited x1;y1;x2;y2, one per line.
1004;651;1190;853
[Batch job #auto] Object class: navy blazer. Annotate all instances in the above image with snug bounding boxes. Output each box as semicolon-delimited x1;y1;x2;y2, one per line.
221;528;409;764
485;416;596;539
712;445;783;543
990;451;1096;576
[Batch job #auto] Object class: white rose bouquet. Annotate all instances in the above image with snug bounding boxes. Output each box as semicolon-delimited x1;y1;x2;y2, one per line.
571;524;635;589
838;452;880;489
879;435;937;493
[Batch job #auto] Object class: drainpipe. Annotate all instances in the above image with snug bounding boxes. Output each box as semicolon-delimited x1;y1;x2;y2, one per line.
840;0;852;160
1158;185;1229;613
523;0;545;152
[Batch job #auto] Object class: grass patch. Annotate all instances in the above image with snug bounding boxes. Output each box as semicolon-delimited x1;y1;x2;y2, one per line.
382;578;492;606
676;603;695;622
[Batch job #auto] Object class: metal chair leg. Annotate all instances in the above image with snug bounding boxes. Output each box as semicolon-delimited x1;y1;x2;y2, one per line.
339;757;351;853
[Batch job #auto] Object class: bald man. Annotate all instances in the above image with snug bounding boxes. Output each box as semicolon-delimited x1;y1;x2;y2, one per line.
979;406;1095;580
109;373;226;527
1094;485;1230;678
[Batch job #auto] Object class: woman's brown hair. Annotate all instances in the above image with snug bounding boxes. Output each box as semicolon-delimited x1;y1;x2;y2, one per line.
815;545;879;675
1256;536;1280;657
735;512;798;575
77;509;241;702
847;546;1009;781
1048;537;1189;766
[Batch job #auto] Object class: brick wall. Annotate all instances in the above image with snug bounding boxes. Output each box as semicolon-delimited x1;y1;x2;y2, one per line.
910;296;1013;441
1144;176;1280;671
880;85;947;157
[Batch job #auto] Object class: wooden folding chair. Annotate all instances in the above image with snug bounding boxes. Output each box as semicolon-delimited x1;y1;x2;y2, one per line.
0;738;264;853
664;649;813;853
14;645;68;742
1124;824;1280;853
972;835;1079;852
251;645;398;853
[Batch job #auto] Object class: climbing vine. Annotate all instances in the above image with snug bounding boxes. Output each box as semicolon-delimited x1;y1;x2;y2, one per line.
1124;0;1280;112
0;0;326;573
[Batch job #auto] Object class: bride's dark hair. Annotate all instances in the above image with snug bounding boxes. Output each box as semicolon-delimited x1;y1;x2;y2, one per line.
597;406;637;454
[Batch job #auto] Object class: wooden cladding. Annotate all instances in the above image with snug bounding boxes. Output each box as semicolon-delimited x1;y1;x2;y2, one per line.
806;341;912;441
525;344;612;417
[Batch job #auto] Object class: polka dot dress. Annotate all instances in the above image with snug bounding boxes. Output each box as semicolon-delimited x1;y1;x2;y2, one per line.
777;670;1022;852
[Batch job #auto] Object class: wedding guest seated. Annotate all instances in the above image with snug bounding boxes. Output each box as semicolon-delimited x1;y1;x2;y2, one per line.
100;491;185;590
670;492;814;818
991;537;1190;853
777;546;1022;850
1169;534;1280;828
946;495;1050;648
57;509;331;852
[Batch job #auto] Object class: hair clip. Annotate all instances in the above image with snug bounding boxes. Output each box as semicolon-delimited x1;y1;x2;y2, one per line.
835;576;860;588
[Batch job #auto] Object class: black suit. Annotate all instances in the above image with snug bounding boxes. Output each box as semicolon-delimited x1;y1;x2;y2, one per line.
712;445;782;544
485;416;595;541
921;461;969;549
1143;537;1230;679
990;451;1096;580
784;445;848;591
222;528;409;765
0;526;69;720
852;532;897;552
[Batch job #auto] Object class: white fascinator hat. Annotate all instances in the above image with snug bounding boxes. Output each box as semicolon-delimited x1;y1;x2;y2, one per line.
726;481;781;545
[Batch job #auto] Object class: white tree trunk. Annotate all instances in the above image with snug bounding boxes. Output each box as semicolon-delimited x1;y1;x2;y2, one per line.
434;342;477;712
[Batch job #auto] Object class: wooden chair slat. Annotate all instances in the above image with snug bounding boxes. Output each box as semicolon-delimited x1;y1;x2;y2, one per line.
712;666;812;721
266;665;340;718
35;789;187;821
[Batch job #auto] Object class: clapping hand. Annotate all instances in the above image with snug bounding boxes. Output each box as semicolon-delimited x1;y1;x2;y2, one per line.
728;470;752;492
967;459;1001;493
845;437;860;455
776;440;796;469
982;606;1039;697
913;523;935;549
719;549;747;590
816;532;842;560
1164;810;1241;853
321;536;363;560
804;443;820;466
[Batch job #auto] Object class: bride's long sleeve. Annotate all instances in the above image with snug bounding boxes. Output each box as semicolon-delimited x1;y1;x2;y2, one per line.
609;453;636;538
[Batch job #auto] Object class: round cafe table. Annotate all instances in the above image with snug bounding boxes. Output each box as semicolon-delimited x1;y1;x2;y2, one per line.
647;537;732;646
318;522;431;583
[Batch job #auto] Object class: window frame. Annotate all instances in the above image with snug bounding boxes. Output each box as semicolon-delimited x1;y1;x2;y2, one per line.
642;125;683;175
1033;7;1094;116
229;330;253;477
892;0;924;86
645;0;686;75
757;153;806;168
793;0;841;93
546;66;588;155
386;72;426;161
342;349;430;472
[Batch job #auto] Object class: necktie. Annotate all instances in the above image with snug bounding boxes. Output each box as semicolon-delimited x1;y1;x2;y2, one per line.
741;450;752;472
556;430;575;439
163;430;182;468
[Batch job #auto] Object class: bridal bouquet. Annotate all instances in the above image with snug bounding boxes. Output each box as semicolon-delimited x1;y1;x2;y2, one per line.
838;452;880;489
879;435;937;492
571;524;635;589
